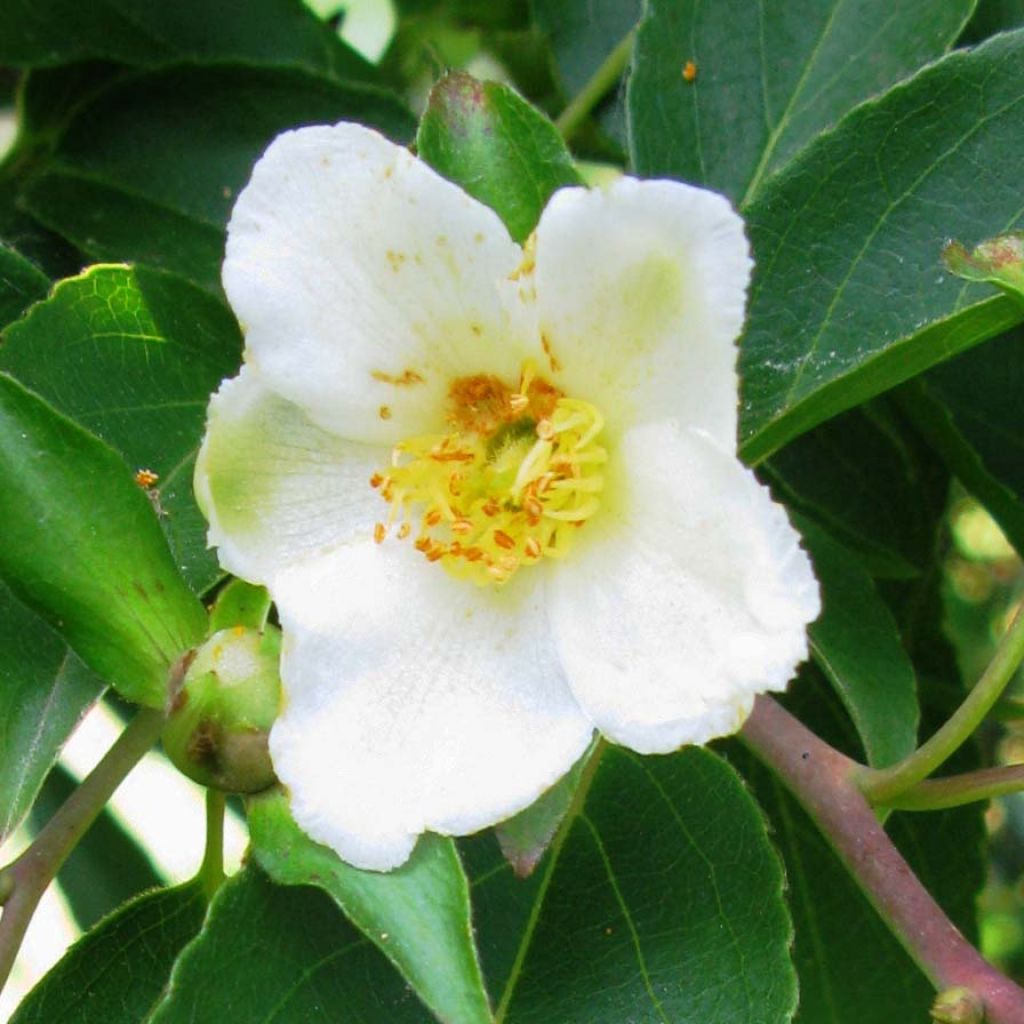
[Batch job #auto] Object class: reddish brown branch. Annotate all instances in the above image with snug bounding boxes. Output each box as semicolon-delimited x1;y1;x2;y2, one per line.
741;696;1024;1024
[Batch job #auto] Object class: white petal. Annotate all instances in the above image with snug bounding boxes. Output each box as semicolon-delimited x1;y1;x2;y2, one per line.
223;122;537;444
551;420;819;754
194;365;385;585
269;542;594;871
532;177;751;445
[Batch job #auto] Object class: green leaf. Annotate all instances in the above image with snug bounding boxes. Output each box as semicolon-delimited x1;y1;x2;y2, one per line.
9;882;207;1024
0;373;208;705
763;403;937;578
726;677;983;1024
0;264;243;592
799;519;919;767
21;64;415;293
29;762;165;930
738;30;1024;462
0;583;104;846
468;746;795;1023
149;867;437;1023
628;0;974;205
899;324;1024;556
0;0;376;81
944;231;1024;301
247;789;492;1024
0;244;48;329
417;71;581;243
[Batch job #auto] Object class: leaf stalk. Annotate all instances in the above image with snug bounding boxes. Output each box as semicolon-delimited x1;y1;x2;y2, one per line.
857;602;1024;804
555;31;635;143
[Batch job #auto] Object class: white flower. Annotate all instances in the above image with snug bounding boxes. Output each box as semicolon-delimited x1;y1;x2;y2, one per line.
195;122;820;872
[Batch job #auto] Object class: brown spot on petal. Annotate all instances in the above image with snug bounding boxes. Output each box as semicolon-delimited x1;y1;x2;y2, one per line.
372;369;425;386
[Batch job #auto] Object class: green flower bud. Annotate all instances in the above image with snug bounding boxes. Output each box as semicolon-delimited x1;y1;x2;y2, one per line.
163;625;282;793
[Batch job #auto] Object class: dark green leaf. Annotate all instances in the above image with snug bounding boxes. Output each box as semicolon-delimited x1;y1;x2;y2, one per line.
417;71;580;243
0;264;243;592
532;0;642;147
0;0;376;81
247;789;492;1024
469;746;795;1023
22;64;415;293
763;403;936;578
0;583;103;845
738;31;1024;462
22;171;226;295
0;244;48;329
799;519;919;767
961;0;1024;43
29;763;164;930
9;882;207;1024
0;373;208;705
628;0;974;205
149;867;436;1023
726;677;983;1024
899;324;1024;556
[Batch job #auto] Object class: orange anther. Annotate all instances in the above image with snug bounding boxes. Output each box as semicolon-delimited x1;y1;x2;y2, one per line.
373;523;386;544
494;530;516;550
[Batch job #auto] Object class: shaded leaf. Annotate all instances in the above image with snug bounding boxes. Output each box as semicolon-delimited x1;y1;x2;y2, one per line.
0;244;48;330
899;324;1024;556
417;71;580;244
799;518;919;767
0;264;243;592
9;882;207;1024
468;746;795;1024
0;0;376;81
149;867;437;1023
29;763;165;930
738;31;1024;461
0;583;104;846
764;403;936;578
22;64;415;293
628;0;974;205
0;374;208;705
247;789;492;1024
960;0;1024;43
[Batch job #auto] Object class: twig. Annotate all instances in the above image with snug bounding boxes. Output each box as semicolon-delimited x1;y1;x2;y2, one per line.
741;696;1024;1024
0;706;165;995
555;31;635;143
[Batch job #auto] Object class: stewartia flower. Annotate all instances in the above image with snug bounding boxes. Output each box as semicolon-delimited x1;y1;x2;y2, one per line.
196;122;820;871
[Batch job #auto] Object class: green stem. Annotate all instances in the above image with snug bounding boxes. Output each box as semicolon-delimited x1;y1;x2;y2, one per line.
881;764;1024;812
741;696;1024;1023
0;707;165;996
859;602;1024;805
555;31;635;143
199;789;226;900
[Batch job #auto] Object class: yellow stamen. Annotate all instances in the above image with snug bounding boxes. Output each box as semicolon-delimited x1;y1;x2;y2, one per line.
371;364;606;586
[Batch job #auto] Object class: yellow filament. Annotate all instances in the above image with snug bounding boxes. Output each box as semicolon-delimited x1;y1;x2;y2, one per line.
371;366;606;586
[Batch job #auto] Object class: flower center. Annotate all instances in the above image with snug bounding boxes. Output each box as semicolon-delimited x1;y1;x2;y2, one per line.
371;363;607;586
